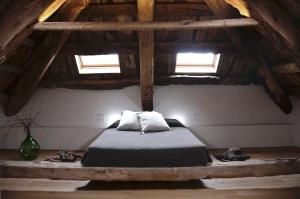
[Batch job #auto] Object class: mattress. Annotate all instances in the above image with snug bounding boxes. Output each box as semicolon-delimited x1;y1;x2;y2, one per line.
82;120;211;167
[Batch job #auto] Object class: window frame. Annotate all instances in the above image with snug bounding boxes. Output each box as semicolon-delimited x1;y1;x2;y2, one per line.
175;53;221;74
75;54;121;74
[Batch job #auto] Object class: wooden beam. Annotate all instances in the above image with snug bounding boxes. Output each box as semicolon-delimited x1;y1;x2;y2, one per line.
42;78;140;90
0;0;65;62
205;0;293;114
272;63;300;74
138;0;154;111
225;0;250;17
41;76;260;90
63;41;235;54
33;18;258;31
38;0;66;22
4;0;91;116
244;0;300;51
156;75;260;86
226;0;300;68
1;158;299;181
81;2;213;17
0;64;23;74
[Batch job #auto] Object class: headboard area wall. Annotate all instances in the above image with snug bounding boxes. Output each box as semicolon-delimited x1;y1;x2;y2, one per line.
0;85;297;149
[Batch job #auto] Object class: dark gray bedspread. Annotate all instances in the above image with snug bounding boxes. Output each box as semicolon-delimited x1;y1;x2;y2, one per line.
82;127;211;167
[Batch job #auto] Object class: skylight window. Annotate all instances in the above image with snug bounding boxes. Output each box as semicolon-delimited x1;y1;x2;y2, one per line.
75;54;120;74
175;53;220;73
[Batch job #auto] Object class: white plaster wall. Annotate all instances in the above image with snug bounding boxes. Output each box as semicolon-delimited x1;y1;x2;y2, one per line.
0;85;295;149
292;100;300;147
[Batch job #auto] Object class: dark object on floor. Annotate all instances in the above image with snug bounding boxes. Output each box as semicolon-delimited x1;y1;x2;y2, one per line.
216;147;250;162
46;151;82;162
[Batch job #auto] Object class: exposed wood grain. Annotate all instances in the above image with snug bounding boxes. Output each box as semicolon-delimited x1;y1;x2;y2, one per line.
42;78;139;90
3;189;300;199
4;0;91;116
63;41;234;54
156;75;261;86
33;18;258;31
40;76;261;90
244;0;300;51
1;175;300;192
0;64;23;74
138;0;154;111
82;2;213;17
206;0;293;114
225;0;249;17
0;0;54;62
244;0;300;68
272;63;300;74
1;158;299;181
38;0;66;22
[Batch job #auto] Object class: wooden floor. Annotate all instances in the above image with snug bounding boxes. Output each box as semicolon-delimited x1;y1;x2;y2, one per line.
1;175;300;199
1;147;300;199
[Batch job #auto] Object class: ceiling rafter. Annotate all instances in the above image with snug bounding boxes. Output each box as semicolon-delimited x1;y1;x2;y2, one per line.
227;0;300;68
63;41;235;55
4;0;91;116
0;0;66;63
206;0;292;114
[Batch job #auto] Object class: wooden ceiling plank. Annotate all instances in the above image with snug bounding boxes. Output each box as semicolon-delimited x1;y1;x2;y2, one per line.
138;0;154;111
272;63;300;74
63;41;235;54
0;64;23;74
41;75;260;90
83;2;212;17
0;0;55;62
38;0;66;22
33;18;258;31
0;93;9;105
206;0;292;114
246;0;300;68
4;0;91;116
244;0;300;51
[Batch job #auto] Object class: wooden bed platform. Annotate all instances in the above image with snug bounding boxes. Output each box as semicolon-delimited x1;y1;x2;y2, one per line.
1;147;300;181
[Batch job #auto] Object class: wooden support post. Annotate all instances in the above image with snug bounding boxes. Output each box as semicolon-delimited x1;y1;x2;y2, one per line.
205;0;292;114
138;0;154;111
4;0;90;116
0;0;65;62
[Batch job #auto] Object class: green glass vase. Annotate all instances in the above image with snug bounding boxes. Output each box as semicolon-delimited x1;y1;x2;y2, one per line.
19;130;40;160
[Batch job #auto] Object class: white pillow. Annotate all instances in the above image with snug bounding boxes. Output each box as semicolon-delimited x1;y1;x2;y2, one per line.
138;111;171;132
117;110;141;131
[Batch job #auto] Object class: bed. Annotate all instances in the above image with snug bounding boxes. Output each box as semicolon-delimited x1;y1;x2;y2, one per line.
82;119;212;167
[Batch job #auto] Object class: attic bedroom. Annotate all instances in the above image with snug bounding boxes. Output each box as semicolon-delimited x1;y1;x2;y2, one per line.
0;0;300;198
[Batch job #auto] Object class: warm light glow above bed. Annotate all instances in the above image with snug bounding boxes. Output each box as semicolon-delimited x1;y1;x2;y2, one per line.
175;53;220;73
106;113;121;126
75;54;121;74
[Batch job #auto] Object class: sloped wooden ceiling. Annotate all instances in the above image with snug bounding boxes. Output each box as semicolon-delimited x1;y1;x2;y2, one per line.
0;0;299;116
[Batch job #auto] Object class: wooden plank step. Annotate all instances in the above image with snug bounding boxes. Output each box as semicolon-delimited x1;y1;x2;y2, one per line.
1;158;300;181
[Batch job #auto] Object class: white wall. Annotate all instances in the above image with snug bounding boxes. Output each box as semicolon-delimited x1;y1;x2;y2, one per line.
292;101;300;147
0;85;296;149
